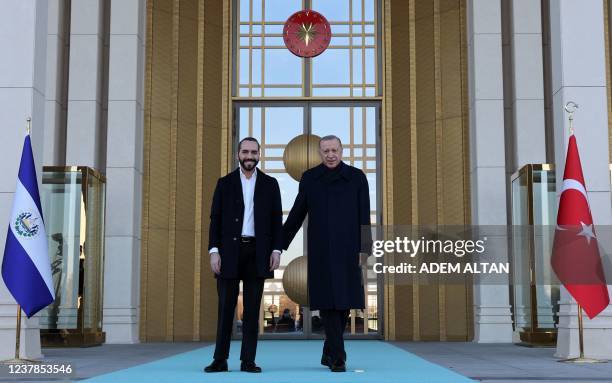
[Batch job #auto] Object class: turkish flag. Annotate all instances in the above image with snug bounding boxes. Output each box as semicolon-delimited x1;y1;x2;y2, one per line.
551;135;610;319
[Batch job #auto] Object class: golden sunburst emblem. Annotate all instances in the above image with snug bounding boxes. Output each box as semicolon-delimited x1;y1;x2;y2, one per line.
297;22;317;46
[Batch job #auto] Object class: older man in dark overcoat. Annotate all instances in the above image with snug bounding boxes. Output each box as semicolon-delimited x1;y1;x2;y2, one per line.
283;135;371;372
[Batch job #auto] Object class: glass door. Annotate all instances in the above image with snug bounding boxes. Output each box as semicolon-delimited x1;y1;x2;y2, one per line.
233;101;382;339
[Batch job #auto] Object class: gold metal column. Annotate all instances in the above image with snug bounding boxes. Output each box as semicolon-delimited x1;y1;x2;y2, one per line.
142;0;225;342
384;0;472;341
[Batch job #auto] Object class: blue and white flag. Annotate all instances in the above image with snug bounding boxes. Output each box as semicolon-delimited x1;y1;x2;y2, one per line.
1;134;54;317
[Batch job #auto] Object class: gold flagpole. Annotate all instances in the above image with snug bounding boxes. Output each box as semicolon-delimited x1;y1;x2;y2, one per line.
1;305;39;364
577;305;585;359
15;305;22;360
1;305;28;364
557;103;605;364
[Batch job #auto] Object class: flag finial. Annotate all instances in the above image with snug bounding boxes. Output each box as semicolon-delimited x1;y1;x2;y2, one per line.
25;117;31;135
564;101;579;135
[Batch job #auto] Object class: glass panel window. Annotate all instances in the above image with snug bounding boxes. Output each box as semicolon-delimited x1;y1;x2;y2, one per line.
239;49;250;85
264;49;302;85
252;0;263;22
365;48;375;84
312;87;351;97
352;49;363;84
265;36;285;46
265;0;301;22
239;0;250;22
334;24;350;34
235;0;380;98
331;36;350;46
311;0;350;22
264;107;303;144
312;49;351;85
252;49;262;83
265;24;284;34
312;107;351;143
352;1;363;21
365;0;376;21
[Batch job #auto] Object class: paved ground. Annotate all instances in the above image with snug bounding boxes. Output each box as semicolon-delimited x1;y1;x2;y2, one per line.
1;341;611;382
0;343;208;382
394;342;612;383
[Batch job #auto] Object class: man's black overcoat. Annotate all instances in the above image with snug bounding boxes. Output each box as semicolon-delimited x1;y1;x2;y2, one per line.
283;162;371;310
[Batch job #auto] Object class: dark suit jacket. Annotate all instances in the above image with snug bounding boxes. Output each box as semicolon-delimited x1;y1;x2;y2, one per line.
208;168;283;279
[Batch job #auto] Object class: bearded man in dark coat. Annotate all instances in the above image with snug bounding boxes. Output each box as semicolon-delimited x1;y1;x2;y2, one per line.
283;135;371;372
204;137;283;374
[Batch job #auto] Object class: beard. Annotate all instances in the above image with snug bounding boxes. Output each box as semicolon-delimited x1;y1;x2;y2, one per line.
240;158;258;170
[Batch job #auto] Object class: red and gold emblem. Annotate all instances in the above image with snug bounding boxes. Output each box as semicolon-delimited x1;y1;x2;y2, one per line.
283;10;331;58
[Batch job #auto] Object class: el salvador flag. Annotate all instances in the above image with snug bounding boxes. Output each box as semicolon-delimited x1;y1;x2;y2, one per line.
1;134;54;317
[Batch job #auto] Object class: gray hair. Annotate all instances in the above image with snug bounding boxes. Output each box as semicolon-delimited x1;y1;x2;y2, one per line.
319;135;342;148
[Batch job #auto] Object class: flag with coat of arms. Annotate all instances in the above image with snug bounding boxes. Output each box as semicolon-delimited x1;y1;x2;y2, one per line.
1;133;54;317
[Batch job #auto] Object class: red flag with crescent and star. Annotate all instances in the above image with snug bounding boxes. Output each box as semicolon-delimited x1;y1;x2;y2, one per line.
551;134;609;319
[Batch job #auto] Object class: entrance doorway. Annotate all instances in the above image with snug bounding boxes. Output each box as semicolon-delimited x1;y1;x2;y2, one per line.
233;101;382;339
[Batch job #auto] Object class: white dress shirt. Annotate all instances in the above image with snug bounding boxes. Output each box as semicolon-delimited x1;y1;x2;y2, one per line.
240;166;257;236
209;166;280;255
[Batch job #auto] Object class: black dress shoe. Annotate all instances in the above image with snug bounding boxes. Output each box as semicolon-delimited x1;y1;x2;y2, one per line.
330;359;346;372
321;354;332;368
204;359;228;373
240;361;262;373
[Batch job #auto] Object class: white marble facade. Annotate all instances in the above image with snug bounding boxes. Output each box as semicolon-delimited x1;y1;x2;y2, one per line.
468;0;514;343
549;0;612;359
0;0;611;360
0;0;144;358
103;0;145;344
0;0;49;360
467;0;612;357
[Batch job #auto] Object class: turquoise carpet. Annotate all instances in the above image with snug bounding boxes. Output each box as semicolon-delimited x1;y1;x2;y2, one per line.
84;340;474;383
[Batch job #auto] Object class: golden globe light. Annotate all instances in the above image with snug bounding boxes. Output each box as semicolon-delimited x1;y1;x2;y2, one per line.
282;256;308;306
283;134;321;182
